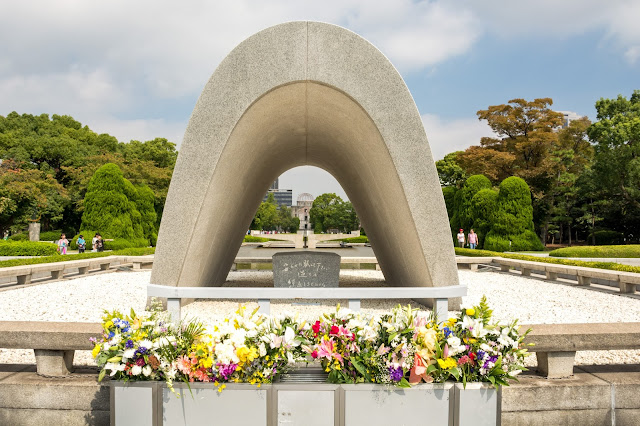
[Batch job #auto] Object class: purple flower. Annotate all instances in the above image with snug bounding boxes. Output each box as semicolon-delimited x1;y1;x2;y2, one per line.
217;363;238;380
125;339;134;349
443;327;452;338
389;366;404;382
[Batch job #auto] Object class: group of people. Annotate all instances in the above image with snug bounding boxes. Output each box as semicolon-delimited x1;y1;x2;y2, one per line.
56;233;104;255
456;228;478;249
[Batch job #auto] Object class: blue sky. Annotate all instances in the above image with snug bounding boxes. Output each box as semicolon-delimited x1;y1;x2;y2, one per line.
1;0;638;201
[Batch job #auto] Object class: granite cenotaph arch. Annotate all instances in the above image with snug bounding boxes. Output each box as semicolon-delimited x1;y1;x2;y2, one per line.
151;21;459;304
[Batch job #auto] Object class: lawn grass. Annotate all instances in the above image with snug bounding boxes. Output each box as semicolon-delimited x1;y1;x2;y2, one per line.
455;247;640;274
548;245;640;258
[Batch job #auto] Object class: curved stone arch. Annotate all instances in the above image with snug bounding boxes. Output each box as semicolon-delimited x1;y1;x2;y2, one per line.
151;21;458;294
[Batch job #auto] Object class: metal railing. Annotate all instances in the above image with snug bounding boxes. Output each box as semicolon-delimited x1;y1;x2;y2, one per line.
146;284;468;322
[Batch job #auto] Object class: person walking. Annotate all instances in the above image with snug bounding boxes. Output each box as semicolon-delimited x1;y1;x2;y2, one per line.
456;229;465;248
468;229;478;249
77;234;86;254
57;233;69;255
96;233;104;252
92;234;98;252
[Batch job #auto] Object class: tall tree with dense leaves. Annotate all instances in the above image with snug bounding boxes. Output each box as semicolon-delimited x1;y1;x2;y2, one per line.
449;174;492;238
80;163;144;240
587;90;640;241
484;177;543;252
435;151;467;188
548;117;593;245
0;159;69;235
457;98;564;242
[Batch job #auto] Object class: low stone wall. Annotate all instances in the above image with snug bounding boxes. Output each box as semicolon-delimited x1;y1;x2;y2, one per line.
2;365;639;425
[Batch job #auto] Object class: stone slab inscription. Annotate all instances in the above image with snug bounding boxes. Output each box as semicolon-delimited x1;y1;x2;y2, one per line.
272;251;340;288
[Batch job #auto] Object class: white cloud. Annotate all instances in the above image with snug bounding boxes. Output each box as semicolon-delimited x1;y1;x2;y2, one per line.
465;0;640;64
421;114;497;161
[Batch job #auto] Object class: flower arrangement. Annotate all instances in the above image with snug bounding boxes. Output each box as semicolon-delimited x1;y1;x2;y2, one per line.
92;297;529;391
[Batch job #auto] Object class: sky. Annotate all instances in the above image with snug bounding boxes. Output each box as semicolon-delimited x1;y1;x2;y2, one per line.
1;0;638;202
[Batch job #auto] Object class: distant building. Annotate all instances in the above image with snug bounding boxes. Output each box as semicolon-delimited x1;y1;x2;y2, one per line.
557;111;583;129
263;189;293;207
292;193;314;230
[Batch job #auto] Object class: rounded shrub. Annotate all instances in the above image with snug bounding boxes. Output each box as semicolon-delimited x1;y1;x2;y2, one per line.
483;177;543;252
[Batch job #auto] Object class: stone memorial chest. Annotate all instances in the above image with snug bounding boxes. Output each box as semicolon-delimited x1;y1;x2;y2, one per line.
272;252;340;288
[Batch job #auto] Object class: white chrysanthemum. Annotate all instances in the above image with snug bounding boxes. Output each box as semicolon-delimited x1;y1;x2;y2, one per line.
109;334;121;346
138;339;153;349
131;365;142;376
142;365;152;377
230;329;247;347
446;336;466;356
123;349;136;359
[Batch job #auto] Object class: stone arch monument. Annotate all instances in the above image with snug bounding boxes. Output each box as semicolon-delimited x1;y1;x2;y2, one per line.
151;21;459;298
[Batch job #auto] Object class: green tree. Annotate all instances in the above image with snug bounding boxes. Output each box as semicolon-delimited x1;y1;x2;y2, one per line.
80;163;145;240
251;193;278;231
310;193;343;233
457;98;564;241
449;175;492;237
548;117;593;245
135;184;158;245
470;188;498;248
587;90;640;241
435;151;466;188
0;159;69;235
442;186;456;220
484;177;543;252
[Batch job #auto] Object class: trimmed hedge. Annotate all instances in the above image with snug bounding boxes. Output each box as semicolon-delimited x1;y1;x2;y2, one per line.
0;241;59;256
105;238;149;251
244;235;271;243
331;236;369;243
8;233;28;241
0;247;155;268
548;245;640;258
455;247;640;273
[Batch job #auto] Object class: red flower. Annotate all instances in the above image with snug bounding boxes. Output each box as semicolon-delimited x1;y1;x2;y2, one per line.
136;358;145;367
311;350;318;359
312;321;321;336
469;352;476;361
330;325;339;335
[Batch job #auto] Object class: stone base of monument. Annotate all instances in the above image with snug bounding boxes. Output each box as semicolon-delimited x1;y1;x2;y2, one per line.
272;251;340;288
110;380;499;425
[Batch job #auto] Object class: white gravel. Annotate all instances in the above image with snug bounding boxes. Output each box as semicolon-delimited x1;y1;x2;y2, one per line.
1;268;638;368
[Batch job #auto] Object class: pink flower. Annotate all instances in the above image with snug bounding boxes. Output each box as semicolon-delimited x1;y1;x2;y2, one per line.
317;339;343;364
409;354;433;384
177;355;192;375
377;344;390;356
443;344;449;359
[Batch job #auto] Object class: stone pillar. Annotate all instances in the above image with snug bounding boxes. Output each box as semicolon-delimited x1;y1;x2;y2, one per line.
28;222;41;241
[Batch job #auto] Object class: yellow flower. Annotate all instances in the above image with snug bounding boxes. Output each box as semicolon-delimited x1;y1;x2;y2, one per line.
91;344;101;358
466;308;475;317
437;358;457;370
104;320;113;330
217;384;226;393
